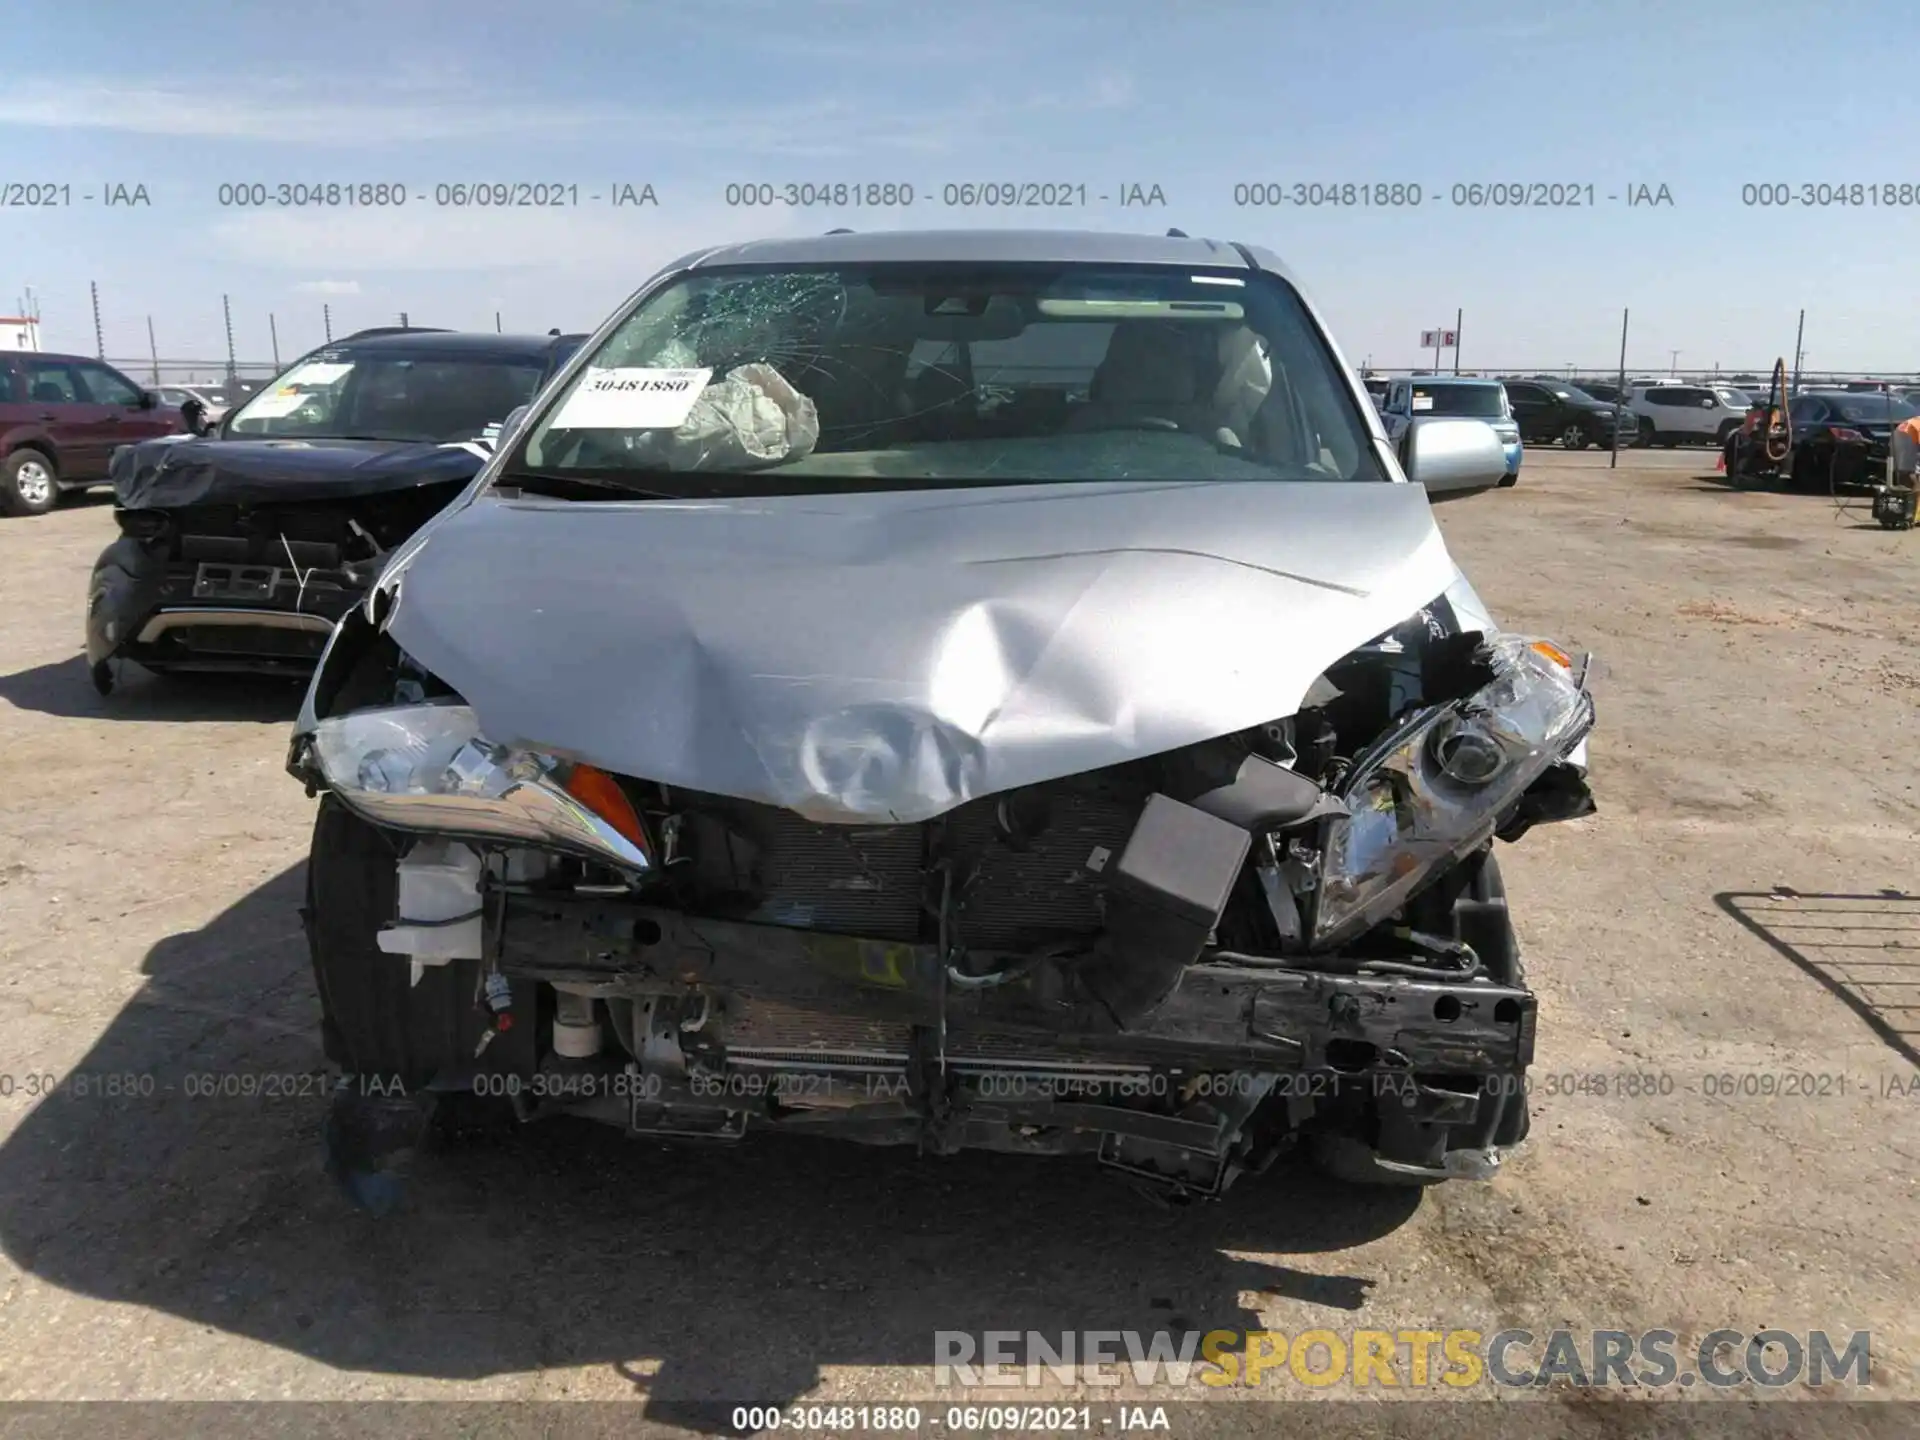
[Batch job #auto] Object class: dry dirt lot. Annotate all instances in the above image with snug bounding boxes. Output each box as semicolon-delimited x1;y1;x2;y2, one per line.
0;451;1915;1437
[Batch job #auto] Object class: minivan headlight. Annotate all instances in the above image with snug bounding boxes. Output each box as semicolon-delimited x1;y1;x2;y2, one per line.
312;702;651;872
1310;636;1593;947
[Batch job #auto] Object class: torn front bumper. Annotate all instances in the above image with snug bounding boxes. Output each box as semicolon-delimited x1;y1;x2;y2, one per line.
484;893;1536;1190
86;531;366;678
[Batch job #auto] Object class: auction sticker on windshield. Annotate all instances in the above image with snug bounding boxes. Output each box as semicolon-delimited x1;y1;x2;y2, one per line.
294;362;355;384
551;367;712;429
244;389;317;418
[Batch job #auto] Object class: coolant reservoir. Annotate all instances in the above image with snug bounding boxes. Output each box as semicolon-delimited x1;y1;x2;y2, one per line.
376;840;484;963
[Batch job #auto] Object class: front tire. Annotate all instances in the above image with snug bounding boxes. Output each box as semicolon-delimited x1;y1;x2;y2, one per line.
1;449;60;517
1560;422;1591;451
1634;418;1654;448
306;796;481;1092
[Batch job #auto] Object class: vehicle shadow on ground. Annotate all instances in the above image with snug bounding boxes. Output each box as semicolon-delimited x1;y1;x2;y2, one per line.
0;653;305;723
1716;888;1920;1069
0;863;1420;1425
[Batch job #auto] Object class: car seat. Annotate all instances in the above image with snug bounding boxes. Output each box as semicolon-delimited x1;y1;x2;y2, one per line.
1063;321;1213;434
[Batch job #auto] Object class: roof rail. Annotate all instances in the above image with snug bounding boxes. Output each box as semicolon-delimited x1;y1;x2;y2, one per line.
338;325;454;341
1166;227;1188;237
825;227;854;235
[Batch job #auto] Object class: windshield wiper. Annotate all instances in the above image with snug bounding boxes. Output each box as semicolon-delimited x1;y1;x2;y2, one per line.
497;468;680;500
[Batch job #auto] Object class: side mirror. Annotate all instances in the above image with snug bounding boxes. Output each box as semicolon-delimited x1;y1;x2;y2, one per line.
179;397;212;435
137;389;158;410
1402;416;1508;493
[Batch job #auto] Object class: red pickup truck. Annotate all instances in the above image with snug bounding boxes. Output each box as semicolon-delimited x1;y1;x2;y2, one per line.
1;352;185;516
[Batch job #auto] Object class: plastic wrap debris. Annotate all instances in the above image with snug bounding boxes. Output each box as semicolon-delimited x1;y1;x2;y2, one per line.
616;362;821;471
112;434;493;510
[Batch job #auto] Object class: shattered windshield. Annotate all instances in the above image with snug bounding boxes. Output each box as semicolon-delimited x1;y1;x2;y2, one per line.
226;353;547;443
507;263;1384;494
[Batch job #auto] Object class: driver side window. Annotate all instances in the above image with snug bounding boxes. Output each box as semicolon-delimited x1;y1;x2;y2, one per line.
78;362;143;407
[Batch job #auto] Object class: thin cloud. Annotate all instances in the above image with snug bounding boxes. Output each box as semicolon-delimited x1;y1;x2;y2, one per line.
0;73;1134;155
209;203;814;273
294;280;361;295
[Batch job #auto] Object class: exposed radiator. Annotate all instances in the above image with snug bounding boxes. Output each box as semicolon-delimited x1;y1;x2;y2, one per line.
714;774;1146;949
942;782;1140;949
742;812;926;940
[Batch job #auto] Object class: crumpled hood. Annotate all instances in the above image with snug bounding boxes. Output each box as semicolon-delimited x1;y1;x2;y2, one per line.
113;434;490;510
380;480;1459;823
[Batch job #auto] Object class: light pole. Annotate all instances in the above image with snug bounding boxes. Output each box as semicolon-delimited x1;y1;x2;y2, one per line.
1669;349;1681;376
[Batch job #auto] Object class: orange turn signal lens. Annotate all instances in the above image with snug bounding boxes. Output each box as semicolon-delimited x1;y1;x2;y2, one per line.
562;763;649;853
1530;641;1573;669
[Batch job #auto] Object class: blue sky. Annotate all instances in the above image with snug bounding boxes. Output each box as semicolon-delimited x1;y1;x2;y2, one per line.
4;0;1916;372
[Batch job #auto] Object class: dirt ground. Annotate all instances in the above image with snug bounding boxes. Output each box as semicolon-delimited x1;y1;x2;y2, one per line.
0;451;1915;1437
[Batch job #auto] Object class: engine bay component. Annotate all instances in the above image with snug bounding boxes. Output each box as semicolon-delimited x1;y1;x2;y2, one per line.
1080;795;1253;1022
552;989;604;1058
375;840;485;982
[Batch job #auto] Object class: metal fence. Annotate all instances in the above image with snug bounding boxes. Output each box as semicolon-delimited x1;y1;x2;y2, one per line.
1360;368;1920;389
103;359;285;390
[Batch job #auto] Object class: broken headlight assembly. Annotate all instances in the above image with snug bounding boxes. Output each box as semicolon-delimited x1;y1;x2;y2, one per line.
1309;636;1593;948
310;702;652;873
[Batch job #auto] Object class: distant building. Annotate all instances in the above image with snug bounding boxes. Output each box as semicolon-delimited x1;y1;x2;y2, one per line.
0;317;42;351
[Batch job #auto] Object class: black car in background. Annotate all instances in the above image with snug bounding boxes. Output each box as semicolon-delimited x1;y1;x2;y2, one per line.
1499;378;1628;450
85;328;585;690
1777;390;1915;491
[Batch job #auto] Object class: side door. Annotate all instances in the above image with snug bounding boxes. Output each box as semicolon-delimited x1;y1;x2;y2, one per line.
0;356;31;440
76;360;175;451
18;357;111;481
1503;382;1551;441
1380;381;1412;446
1639;387;1684;440
1669;386;1718;441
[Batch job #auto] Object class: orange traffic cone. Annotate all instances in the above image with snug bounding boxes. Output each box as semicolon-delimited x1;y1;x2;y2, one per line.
1715;452;1725;472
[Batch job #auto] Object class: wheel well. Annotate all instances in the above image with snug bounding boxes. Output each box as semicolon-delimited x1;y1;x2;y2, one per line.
5;441;56;473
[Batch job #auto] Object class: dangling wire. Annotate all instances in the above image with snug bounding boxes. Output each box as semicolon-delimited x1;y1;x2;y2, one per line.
1762;357;1792;466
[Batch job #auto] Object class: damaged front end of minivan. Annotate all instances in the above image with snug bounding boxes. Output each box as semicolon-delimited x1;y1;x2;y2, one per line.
289;567;1593;1200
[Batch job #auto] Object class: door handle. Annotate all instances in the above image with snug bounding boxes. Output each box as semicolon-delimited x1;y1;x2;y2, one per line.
38;412;57;421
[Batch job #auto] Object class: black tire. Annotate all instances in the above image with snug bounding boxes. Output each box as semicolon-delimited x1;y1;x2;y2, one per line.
1715;419;1741;447
305;796;492;1092
1559;422;1591;451
1;448;60;517
1498;470;1519;488
1634;418;1654;448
